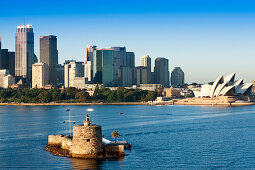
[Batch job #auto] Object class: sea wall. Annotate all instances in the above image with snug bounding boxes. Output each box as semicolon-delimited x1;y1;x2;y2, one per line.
103;144;124;155
48;135;72;150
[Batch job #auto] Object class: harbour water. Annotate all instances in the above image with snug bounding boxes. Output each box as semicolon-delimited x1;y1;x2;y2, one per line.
0;105;255;169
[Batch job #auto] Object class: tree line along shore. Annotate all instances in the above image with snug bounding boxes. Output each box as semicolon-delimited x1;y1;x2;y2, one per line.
0;86;160;104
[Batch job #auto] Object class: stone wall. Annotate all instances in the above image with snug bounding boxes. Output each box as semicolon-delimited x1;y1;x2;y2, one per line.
103;144;124;155
70;124;103;157
48;135;72;150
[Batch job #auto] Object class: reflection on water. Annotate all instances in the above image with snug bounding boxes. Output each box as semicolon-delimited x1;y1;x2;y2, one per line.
70;158;103;169
70;158;124;169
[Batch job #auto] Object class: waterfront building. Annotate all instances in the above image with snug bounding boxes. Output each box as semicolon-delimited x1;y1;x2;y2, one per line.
141;55;151;83
64;61;86;89
194;73;253;98
15;25;34;84
57;64;64;86
93;49;114;87
171;67;184;88
154;57;170;88
135;66;149;86
162;87;182;98
138;84;162;91
0;69;15;88
32;63;49;88
40;35;58;85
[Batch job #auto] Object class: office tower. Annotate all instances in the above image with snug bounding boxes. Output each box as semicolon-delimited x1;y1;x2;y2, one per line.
1;49;9;69
8;52;15;76
85;61;92;82
86;45;97;62
40;35;58;85
126;52;135;85
64;61;86;88
32;63;49;88
0;69;15;88
141;55;151;83
105;47;126;85
1;49;15;76
135;66;149;86
171;67;185;88
118;66;133;87
154;57;170;88
93;49;114;87
15;25;34;84
56;64;64;86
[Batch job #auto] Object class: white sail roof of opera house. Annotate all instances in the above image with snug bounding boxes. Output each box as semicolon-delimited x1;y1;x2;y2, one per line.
194;73;253;98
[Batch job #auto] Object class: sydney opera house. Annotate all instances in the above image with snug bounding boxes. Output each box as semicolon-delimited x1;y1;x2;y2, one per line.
176;73;254;105
194;73;253;98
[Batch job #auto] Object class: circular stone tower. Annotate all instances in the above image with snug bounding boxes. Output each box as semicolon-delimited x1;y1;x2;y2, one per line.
70;114;103;157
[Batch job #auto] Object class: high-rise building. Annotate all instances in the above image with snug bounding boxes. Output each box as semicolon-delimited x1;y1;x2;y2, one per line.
93;49;114;87
15;25;34;84
141;55;151;83
40;35;58;85
154;57;170;88
171;67;185;88
85;61;92;82
56;64;64;86
105;47;126;85
32;63;49;88
126;52;135;85
118;66;133;87
86;45;97;62
64;61;86;88
135;66;149;86
1;49;15;76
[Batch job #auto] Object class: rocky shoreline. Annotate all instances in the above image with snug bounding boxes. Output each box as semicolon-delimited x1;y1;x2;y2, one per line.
45;144;125;159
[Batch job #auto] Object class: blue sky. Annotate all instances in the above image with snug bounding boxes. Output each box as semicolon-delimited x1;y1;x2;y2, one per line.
1;0;255;83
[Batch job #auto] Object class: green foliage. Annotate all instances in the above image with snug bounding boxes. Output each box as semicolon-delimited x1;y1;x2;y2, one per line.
112;130;120;143
0;86;160;103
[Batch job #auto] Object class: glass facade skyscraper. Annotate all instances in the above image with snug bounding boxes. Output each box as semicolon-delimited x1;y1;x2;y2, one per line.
93;49;114;87
15;25;34;84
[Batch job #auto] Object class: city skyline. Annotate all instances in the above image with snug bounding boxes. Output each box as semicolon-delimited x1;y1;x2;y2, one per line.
1;0;255;83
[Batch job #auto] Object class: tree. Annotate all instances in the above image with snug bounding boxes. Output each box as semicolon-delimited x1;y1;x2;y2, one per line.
112;130;120;143
75;91;91;102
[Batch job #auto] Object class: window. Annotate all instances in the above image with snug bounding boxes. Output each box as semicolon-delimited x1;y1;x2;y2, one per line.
87;139;90;142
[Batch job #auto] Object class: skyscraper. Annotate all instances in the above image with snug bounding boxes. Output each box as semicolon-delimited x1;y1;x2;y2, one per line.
171;67;185;88
15;25;34;84
93;49;114;87
135;66;149;86
86;45;97;62
0;49;15;76
40;35;58;85
141;55;151;83
154;57;170;88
